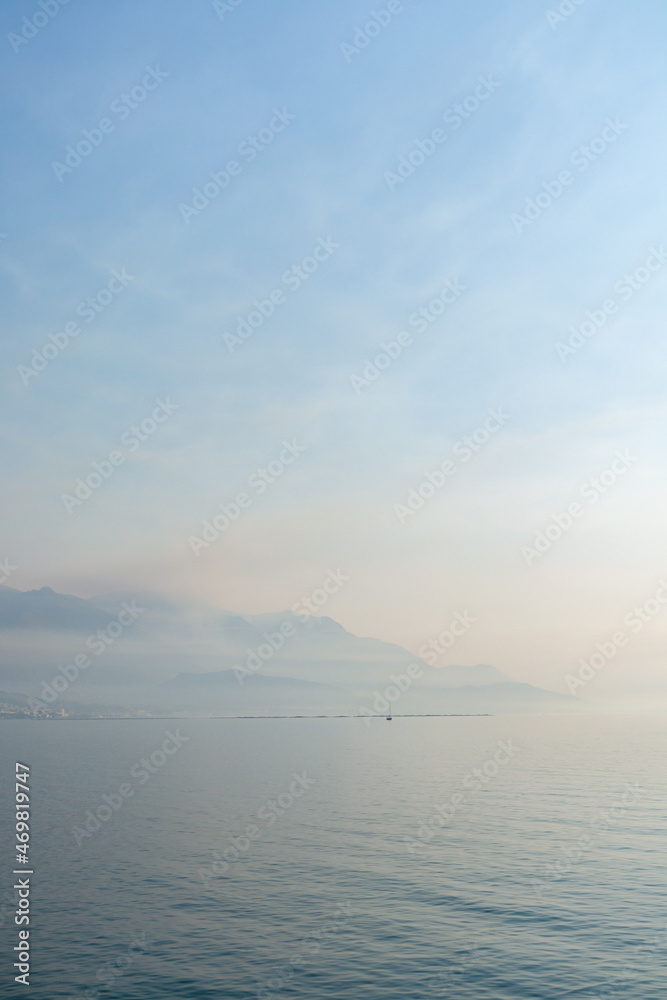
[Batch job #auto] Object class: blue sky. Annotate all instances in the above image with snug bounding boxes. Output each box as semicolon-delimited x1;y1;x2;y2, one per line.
2;0;667;703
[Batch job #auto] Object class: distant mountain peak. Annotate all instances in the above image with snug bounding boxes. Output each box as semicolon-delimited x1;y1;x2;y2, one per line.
0;584;581;716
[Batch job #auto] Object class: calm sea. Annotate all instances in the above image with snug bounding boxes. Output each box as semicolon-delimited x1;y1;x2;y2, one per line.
1;714;666;999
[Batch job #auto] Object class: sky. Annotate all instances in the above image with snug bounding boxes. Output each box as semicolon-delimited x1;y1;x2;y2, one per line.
2;0;667;704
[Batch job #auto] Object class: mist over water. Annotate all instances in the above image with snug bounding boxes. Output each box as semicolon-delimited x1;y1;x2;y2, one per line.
3;1;667;996
1;714;665;999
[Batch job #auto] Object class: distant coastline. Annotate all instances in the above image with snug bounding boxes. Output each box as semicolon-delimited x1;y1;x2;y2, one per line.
1;712;494;721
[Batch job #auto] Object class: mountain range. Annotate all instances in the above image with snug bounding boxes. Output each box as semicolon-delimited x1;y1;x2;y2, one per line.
0;585;580;716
